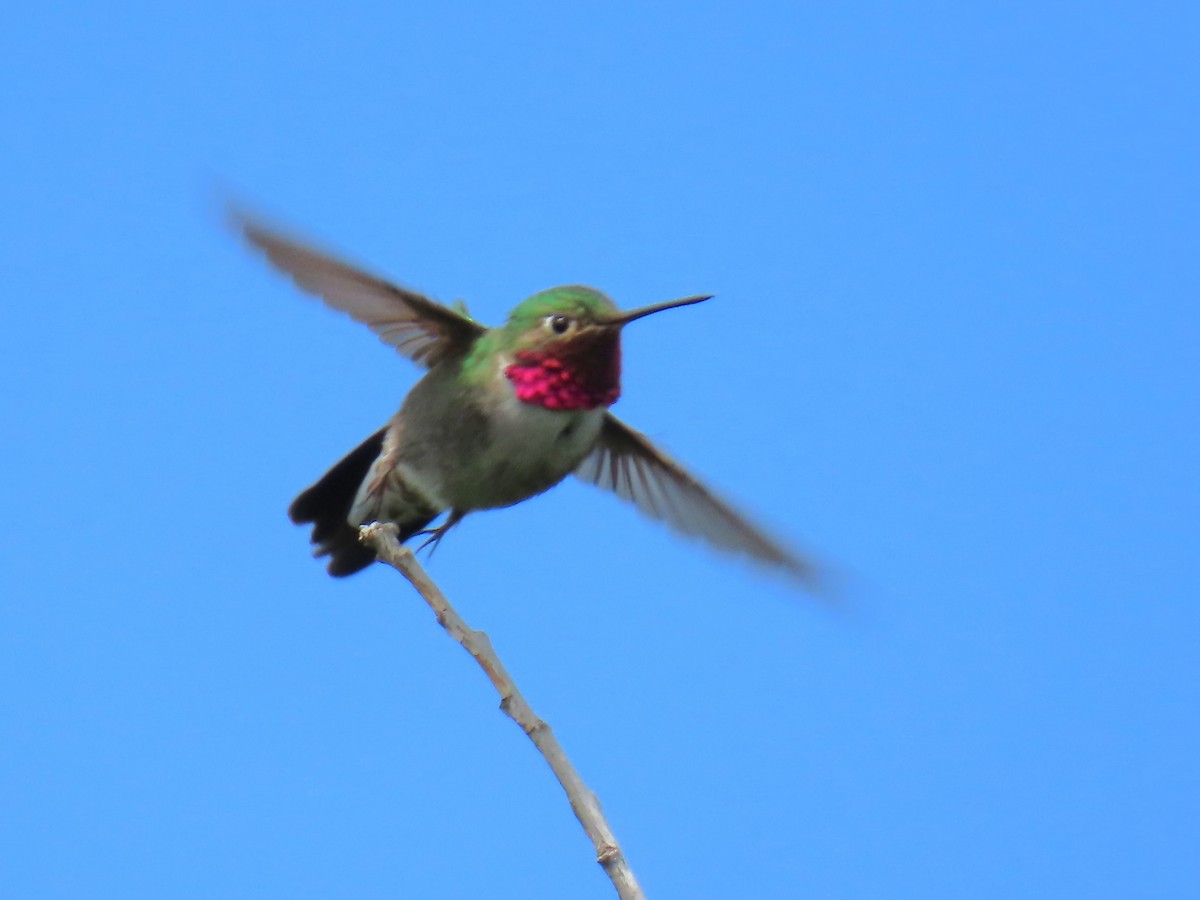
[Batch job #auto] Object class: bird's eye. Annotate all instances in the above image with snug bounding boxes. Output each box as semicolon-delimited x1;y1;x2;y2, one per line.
548;315;572;334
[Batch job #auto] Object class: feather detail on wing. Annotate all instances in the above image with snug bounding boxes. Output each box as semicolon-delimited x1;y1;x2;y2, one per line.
231;209;484;367
575;415;819;585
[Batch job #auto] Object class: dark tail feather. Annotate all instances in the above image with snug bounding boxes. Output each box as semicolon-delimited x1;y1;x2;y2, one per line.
288;428;434;577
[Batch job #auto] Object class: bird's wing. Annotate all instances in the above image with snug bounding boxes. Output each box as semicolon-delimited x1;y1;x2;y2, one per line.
231;209;485;367
575;414;819;585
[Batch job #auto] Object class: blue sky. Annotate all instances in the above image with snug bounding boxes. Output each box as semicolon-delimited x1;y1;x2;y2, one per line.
2;2;1196;897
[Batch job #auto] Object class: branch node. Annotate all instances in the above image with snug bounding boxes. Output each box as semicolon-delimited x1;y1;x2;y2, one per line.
597;844;622;864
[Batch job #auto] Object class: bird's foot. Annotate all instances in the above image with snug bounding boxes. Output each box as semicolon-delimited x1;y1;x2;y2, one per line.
413;510;465;558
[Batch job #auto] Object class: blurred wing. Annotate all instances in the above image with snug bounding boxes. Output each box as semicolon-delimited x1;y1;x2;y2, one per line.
575;415;819;585
231;209;485;367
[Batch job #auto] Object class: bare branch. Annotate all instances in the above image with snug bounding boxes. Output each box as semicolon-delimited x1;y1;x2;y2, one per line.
360;523;646;900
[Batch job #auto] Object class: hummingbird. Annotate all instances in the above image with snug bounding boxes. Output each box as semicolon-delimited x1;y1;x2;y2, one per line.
233;211;816;584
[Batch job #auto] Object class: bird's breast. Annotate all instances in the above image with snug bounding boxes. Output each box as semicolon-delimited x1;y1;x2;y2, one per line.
469;384;605;507
397;359;606;512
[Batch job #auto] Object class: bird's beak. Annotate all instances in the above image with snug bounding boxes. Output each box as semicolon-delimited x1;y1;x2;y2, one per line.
601;294;712;327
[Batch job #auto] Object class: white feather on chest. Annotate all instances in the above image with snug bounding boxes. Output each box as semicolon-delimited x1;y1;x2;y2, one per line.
485;354;605;475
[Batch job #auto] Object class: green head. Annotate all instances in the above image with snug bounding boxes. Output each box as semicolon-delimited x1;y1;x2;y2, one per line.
500;285;710;350
471;285;711;411
503;285;617;347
